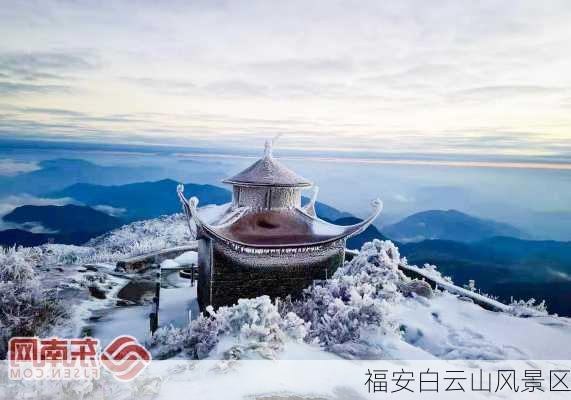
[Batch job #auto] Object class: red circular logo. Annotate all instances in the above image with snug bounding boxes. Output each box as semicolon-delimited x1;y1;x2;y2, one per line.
100;335;151;381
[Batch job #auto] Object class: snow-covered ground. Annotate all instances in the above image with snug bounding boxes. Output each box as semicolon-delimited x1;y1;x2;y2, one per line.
30;204;227;266
392;292;571;360
90;270;198;347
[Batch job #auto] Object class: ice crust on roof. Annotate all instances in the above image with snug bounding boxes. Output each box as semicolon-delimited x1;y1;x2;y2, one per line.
206;208;374;247
222;142;312;187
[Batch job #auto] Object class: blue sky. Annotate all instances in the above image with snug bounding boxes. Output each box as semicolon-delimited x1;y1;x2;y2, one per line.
0;1;570;161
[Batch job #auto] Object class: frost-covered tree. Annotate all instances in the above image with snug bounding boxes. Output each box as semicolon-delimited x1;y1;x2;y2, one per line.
0;247;65;358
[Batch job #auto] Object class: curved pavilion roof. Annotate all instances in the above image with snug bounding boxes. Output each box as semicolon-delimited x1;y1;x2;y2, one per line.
203;209;368;247
188;200;383;248
176;137;382;249
222;140;312;188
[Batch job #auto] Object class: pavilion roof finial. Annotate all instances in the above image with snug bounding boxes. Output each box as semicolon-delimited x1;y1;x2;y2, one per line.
222;135;311;187
264;134;282;158
264;139;273;158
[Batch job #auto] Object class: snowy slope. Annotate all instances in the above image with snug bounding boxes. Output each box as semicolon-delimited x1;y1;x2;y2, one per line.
23;204;227;266
391;292;571;360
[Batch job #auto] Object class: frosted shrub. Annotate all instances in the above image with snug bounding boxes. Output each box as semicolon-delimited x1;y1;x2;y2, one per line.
335;240;404;299
508;298;548;317
0;247;36;283
419;263;453;283
150;325;188;359
280;311;309;341
187;314;221;359
151;296;309;360
41;244;97;265
193;296;306;359
337;240;402;278
0;247;65;358
149;315;220;359
291;239;403;350
304;291;385;346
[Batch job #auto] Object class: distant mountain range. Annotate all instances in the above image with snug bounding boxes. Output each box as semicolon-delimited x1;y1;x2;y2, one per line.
400;237;571;282
4;204;123;233
1;204;124;247
0;158;172;197
47;179;352;222
1;179;353;247
383;209;528;243
0;229;98;247
48;179;232;221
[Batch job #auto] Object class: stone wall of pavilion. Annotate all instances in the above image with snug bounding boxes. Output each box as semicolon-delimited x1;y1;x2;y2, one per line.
197;237;345;310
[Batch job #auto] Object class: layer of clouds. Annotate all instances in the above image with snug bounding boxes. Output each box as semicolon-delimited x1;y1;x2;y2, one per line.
0;1;570;159
0;81;73;95
0;159;39;176
0;50;98;95
93;204;126;217
1;109;567;160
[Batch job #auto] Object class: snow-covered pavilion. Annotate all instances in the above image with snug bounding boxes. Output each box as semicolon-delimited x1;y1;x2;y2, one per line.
178;140;383;311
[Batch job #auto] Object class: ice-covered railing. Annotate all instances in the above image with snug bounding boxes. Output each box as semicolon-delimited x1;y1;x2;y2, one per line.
116;243;198;273
346;248;510;312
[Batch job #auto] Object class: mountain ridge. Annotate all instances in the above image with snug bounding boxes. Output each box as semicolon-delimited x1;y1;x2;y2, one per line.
47;179;231;221
0;158;168;197
4;204;124;233
0;228;102;247
384;209;529;243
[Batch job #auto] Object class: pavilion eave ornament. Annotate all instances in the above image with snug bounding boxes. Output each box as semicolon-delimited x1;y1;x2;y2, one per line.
177;184;201;236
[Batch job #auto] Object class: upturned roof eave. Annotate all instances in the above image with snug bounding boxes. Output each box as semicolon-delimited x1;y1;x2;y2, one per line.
200;204;383;249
